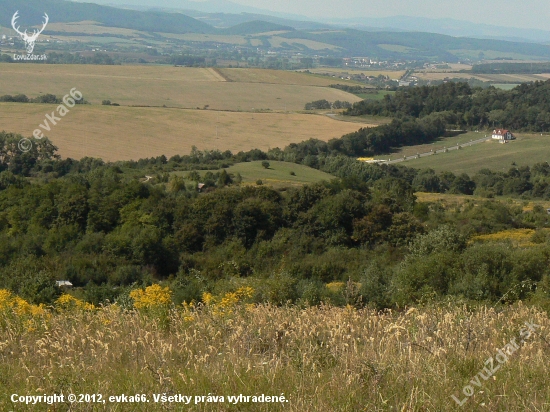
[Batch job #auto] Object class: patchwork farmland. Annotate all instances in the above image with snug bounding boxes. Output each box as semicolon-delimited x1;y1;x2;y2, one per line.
0;64;372;161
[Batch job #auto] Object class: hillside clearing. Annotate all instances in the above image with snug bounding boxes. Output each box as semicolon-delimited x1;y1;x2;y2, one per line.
174;161;334;187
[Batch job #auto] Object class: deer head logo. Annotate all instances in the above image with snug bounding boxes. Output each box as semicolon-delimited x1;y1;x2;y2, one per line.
11;11;49;54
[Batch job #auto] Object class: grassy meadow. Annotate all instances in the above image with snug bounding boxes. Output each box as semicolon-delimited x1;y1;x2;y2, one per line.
404;132;550;174
355;90;396;100
174;161;335;187
373;131;485;160
2;287;550;411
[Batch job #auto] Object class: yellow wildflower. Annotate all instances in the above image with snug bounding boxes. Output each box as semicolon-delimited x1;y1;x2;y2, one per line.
202;292;214;305
56;294;94;311
130;284;172;310
0;289;13;309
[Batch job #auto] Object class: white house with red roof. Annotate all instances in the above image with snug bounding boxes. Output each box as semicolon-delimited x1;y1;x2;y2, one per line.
491;129;515;141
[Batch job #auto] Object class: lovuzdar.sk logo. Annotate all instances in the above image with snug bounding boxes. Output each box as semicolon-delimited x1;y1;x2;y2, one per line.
11;10;49;61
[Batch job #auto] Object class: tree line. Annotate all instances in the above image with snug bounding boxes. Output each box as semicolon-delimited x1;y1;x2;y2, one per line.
304;99;352;110
345;80;550;131
0;93;88;104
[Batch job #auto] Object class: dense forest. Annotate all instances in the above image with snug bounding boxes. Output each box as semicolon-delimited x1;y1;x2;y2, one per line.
2;131;550;310
345;80;550;131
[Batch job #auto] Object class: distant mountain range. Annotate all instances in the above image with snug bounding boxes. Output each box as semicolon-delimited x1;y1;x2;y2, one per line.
321;16;550;45
0;0;215;34
1;0;550;61
73;0;312;22
77;0;550;44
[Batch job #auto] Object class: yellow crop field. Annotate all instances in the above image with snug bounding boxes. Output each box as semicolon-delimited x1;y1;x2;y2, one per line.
0;104;375;161
218;68;344;86
307;68;407;78
0;64;361;110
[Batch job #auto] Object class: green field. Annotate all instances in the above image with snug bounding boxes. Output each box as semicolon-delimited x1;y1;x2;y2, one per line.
373;131;485;160
492;83;521;90
355;90;396;100
398;133;550;174
174;161;334;187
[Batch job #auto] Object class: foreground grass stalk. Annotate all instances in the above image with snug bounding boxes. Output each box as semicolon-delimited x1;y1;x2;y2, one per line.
1;288;549;411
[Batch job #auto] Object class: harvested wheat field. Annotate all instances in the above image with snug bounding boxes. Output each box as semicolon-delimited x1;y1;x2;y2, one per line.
1;286;550;411
217;68;348;86
0;64;361;110
0;104;375;161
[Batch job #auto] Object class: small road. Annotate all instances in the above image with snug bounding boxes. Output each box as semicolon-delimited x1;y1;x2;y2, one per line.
143;175;153;183
385;136;491;164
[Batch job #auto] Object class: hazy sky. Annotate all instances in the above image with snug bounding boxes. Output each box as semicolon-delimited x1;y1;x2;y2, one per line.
226;0;549;30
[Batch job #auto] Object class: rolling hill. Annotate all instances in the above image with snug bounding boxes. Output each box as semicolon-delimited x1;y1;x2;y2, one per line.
277;29;550;61
2;0;550;60
0;0;215;34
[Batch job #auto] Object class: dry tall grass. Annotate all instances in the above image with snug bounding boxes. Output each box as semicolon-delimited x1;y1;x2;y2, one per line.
1;288;549;411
